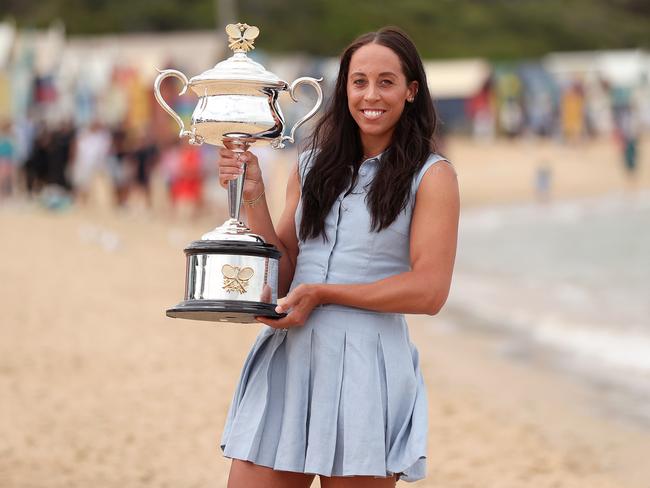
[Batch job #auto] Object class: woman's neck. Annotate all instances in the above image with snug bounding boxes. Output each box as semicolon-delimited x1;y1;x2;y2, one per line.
361;134;391;159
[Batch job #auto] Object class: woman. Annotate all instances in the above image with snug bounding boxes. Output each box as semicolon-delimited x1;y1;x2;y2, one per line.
218;27;459;488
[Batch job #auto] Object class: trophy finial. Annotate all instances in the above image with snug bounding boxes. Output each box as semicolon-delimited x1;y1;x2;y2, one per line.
226;23;260;53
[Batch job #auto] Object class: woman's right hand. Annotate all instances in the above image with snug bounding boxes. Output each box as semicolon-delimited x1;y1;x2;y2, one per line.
217;148;265;201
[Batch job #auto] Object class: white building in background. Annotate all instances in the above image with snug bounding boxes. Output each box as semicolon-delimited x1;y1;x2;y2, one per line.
0;23;231;125
0;22;15;69
545;49;650;88
424;58;491;100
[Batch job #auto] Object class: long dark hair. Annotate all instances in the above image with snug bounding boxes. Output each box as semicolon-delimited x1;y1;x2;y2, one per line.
299;26;437;241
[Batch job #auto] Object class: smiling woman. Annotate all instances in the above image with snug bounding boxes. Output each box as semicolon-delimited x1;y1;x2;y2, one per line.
217;27;459;488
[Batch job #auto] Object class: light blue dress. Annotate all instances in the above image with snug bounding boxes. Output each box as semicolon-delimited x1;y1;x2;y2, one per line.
221;152;449;482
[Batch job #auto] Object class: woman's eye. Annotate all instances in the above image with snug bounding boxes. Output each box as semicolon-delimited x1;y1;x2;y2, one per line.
353;79;366;86
380;79;394;86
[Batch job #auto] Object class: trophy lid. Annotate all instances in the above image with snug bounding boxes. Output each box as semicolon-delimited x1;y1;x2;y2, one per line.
189;23;287;89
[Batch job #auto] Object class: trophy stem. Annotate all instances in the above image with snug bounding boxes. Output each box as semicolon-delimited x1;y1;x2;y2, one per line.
228;162;246;222
223;137;252;223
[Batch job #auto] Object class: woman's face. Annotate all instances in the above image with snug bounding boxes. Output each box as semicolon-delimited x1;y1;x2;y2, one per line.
347;43;418;151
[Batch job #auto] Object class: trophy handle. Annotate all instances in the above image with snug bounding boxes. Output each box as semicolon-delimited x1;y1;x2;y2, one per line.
274;77;323;148
154;69;202;144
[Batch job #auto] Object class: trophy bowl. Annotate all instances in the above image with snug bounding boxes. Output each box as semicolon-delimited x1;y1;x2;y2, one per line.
154;23;322;149
154;22;323;323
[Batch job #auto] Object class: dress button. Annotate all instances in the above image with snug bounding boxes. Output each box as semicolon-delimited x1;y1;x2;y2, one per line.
359;169;368;177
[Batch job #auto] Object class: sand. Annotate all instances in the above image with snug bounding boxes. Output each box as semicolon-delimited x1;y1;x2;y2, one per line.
1;136;649;487
449;136;650;207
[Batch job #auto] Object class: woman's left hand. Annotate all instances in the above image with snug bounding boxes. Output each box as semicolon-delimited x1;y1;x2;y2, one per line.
256;284;322;329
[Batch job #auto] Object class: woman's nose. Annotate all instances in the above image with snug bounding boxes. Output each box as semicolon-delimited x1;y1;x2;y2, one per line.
363;84;380;102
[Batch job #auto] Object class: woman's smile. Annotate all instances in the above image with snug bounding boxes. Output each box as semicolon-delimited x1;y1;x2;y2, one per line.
361;109;387;120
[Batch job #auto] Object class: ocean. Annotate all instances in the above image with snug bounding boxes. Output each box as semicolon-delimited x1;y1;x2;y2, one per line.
446;191;650;425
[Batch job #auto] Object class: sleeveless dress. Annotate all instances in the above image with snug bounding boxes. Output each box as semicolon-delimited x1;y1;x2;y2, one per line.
221;152;449;482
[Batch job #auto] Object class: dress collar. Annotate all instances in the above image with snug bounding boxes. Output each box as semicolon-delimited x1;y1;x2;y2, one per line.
361;150;385;165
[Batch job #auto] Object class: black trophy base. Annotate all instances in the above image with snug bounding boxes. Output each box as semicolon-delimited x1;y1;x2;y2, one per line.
166;299;286;324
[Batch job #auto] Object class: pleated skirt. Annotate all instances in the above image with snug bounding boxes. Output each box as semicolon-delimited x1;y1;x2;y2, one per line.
220;305;428;482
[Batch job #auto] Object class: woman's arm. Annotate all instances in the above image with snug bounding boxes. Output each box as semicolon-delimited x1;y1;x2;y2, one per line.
218;149;301;296
257;161;459;327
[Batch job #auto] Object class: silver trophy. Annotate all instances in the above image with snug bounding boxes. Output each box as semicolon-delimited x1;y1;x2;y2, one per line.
154;23;323;323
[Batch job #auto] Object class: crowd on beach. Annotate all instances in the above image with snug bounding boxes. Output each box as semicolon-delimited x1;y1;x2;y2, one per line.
0;94;644;215
0;117;218;215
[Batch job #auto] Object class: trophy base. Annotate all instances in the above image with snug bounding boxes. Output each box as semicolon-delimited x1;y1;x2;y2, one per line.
166;299;286;324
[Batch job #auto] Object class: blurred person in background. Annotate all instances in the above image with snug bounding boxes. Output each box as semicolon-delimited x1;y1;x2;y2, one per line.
70;120;111;205
0;120;15;199
24;125;50;197
534;160;553;203
169;144;203;219
496;72;524;138
10;115;37;198
157;140;181;214
130;127;159;209
48;120;75;193
107;125;132;208
218;27;458;488
617;105;640;187
467;78;495;142
561;81;586;142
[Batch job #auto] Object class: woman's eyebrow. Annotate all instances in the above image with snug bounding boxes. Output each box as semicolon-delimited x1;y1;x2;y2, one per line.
350;71;398;77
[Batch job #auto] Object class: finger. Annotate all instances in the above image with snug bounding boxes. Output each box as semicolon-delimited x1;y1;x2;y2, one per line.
275;297;293;314
219;167;245;177
219;165;244;175
255;316;278;327
219;148;236;158
220;176;240;185
218;156;243;169
219;174;243;184
275;301;292;313
219;172;243;185
256;315;296;328
241;151;258;166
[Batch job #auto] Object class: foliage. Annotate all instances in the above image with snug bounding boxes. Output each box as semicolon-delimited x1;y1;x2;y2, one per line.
3;0;650;59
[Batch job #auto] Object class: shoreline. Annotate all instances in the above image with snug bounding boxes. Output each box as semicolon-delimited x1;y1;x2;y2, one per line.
409;312;650;488
448;191;650;432
437;302;650;429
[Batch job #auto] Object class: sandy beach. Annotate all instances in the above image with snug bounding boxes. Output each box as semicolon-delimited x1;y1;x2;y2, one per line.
1;136;649;487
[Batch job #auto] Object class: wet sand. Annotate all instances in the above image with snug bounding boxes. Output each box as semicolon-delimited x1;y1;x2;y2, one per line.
1;136;649;487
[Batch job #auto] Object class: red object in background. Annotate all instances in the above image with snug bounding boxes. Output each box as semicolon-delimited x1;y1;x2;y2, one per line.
170;145;202;203
466;79;493;118
34;76;57;104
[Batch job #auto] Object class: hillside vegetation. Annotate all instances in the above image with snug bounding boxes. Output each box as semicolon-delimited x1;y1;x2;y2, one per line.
3;0;650;59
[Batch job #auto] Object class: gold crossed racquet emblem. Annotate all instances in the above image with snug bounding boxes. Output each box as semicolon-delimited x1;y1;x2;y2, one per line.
226;23;260;53
222;264;255;294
